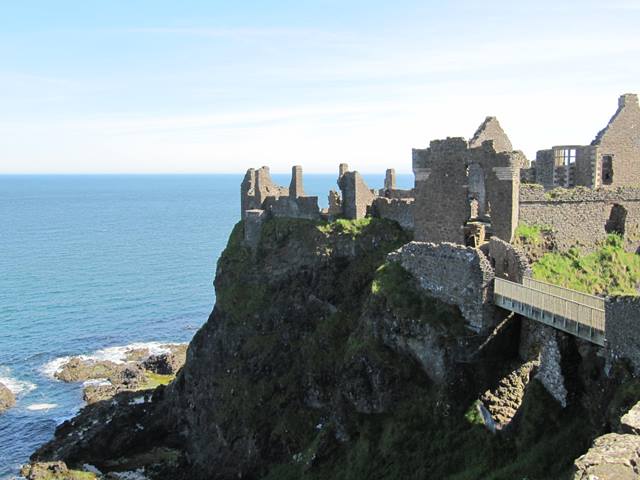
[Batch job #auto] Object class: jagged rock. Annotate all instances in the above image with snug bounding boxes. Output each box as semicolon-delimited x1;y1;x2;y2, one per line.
20;461;95;480
573;433;640;479
480;360;536;429
55;357;125;383
143;344;187;375
620;401;640;434
0;381;16;414
124;348;152;362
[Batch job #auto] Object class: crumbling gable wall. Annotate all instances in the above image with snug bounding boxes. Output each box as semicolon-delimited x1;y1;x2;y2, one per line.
338;166;377;220
592;94;640;188
469;116;513;153
389;241;496;333
241;166;289;219
533;94;640;190
412;138;521;244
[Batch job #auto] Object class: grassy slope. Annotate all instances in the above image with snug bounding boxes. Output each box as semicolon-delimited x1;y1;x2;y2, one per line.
532;234;640;296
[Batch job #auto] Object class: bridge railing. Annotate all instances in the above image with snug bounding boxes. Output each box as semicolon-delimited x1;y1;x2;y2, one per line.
494;277;605;343
522;277;604;310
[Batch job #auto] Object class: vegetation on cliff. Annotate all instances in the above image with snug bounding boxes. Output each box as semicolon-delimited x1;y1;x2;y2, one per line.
532;234;640;295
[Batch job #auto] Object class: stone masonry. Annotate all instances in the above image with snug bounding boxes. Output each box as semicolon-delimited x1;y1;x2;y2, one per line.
412;138;522;245
488;237;531;283
534;94;640;189
337;166;377;220
389;241;496;333
519;184;640;252
605;296;640;375
469;116;513;153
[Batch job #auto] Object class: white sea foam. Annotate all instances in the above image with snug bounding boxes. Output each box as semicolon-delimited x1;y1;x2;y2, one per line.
82;378;112;387
108;469;148;480
26;403;57;411
42;341;187;379
0;367;37;395
42;356;72;379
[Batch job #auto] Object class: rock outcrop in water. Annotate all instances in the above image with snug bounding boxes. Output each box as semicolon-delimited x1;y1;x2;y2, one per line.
0;381;15;414
27;218;640;479
54;344;187;404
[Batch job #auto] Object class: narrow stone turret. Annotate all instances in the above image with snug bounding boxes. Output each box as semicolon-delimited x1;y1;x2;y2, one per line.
289;165;305;198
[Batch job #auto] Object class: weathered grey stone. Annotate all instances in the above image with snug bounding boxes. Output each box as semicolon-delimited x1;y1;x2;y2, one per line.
488;237;531;283
327;190;342;218
372;198;414;231
389;241;496;332
519;319;567;407
620;401;640;434
0;382;15;414
243;209;266;248
384;168;396;191
469;116;513;153
535;94;640;189
289;165;304;198
338;170;377;220
605;296;640;375
412;138;521;245
519;184;640;253
573;433;640;480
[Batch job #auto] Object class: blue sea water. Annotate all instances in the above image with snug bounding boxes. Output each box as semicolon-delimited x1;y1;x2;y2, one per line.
0;173;412;477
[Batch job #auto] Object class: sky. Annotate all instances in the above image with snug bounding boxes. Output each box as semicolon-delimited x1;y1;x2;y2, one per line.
0;1;639;174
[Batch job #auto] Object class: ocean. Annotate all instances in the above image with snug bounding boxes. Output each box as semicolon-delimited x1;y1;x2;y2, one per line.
0;173;412;477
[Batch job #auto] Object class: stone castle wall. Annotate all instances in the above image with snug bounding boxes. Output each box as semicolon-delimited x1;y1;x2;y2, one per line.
372;198;414;231
488;237;531;283
412;138;521;244
389;241;496;333
605;296;640;374
519;184;640;252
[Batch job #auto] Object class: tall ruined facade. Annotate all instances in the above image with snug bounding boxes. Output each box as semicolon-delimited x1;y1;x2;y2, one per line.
412;123;522;245
535;94;640;189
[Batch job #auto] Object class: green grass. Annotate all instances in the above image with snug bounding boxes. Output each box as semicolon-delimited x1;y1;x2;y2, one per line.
532;234;640;295
317;217;373;237
464;401;485;426
514;223;550;247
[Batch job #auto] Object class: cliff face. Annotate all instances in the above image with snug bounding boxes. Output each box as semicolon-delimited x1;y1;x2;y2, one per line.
32;218;640;479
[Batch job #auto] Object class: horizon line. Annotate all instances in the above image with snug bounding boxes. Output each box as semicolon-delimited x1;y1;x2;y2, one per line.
0;171;415;176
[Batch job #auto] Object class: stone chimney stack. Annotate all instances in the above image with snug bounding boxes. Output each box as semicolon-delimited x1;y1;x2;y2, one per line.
289;165;304;198
384;168;397;191
339;163;349;178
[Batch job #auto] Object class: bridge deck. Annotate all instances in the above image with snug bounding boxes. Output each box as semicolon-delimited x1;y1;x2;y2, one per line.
494;277;605;346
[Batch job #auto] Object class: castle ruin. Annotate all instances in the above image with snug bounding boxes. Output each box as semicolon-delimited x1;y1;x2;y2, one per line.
238;93;640;359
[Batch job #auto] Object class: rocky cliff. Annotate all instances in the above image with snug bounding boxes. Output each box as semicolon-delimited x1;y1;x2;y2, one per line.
29;218;640;479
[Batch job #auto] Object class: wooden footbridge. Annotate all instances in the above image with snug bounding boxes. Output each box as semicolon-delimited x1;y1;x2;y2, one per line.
494;277;605;346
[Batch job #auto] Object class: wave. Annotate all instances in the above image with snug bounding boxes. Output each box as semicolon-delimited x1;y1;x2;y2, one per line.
42;341;187;379
26;403;57;411
0;367;37;396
